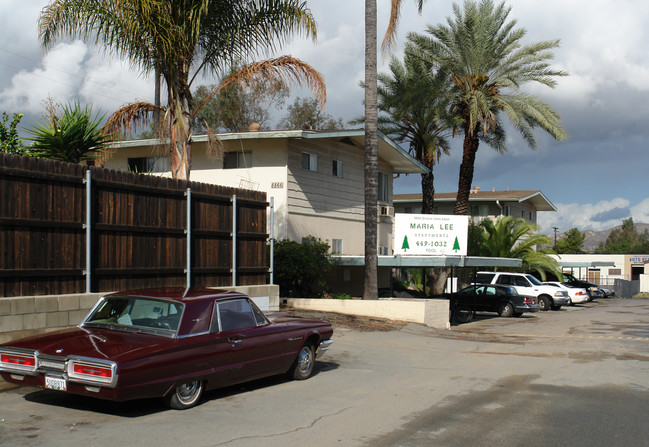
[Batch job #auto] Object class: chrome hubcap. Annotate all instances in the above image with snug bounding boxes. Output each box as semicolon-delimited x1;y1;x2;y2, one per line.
297;347;312;374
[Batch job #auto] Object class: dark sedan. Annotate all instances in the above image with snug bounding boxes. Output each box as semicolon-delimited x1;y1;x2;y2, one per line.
0;288;333;409
443;284;540;324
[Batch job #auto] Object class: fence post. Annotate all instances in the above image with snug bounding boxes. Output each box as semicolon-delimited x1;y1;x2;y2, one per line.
269;197;274;285
84;169;92;293
231;194;237;286
185;188;192;292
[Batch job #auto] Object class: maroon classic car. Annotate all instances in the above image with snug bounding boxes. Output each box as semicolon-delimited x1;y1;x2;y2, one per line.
0;288;333;409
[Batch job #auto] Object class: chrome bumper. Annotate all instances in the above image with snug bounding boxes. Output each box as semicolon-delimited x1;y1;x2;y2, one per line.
316;339;333;358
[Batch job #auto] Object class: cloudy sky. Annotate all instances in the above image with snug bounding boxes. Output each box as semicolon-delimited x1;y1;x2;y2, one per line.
1;0;648;235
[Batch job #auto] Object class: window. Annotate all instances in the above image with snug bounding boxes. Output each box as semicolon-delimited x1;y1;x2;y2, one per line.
529;211;534;220
127;157;169;173
302;152;318;172
223;151;251;169
217;299;259;332
332;160;343;177
332;239;343;254
378;172;389;202
504;206;512;216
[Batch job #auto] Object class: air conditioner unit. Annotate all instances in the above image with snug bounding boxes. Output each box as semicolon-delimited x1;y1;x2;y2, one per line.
378;205;394;218
378;246;391;256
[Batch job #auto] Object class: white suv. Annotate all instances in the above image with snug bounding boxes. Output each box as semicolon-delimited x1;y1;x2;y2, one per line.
475;272;570;311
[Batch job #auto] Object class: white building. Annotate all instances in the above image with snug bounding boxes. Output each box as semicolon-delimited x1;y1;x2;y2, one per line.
394;187;556;225
105;129;428;257
550;253;649;287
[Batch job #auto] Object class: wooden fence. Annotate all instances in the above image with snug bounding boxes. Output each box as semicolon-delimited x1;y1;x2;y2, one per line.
0;154;268;297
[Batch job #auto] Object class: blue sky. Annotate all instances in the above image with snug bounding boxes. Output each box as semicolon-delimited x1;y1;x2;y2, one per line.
1;0;649;234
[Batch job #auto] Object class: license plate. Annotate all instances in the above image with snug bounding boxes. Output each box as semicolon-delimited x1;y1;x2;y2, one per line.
45;376;67;391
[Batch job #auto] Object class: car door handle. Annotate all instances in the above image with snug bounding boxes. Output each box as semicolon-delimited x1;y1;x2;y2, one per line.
228;337;242;345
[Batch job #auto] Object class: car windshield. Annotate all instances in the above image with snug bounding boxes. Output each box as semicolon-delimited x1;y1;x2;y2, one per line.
83;296;183;336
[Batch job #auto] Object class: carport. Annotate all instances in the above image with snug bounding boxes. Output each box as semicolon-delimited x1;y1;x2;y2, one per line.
329;255;523;297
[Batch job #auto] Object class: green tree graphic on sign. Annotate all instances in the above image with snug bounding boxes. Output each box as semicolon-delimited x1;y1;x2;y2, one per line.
402;236;410;251
453;236;460;252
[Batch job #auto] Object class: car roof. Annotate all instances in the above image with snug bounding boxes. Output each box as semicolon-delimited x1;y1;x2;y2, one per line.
105;287;246;303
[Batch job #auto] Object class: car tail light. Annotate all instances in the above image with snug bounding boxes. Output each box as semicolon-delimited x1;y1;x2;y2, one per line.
575;291;585;295
73;363;112;378
523;297;537;304
1;353;35;367
67;358;117;388
0;350;38;374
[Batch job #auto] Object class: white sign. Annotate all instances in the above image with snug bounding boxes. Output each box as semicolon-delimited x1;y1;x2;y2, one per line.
394;214;469;256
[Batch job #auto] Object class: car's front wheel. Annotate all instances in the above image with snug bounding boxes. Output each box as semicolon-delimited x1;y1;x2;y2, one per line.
165;380;204;410
498;302;515;318
290;343;315;380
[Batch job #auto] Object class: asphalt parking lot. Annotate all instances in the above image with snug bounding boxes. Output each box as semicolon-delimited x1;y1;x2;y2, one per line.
1;298;649;447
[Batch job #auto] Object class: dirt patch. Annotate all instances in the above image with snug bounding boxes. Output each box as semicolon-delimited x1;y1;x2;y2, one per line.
287;309;406;332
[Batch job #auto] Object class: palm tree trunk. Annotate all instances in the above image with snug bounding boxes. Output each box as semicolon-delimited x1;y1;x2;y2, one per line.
153;67;161;138
453;132;480;215
363;0;378;300
420;148;435;214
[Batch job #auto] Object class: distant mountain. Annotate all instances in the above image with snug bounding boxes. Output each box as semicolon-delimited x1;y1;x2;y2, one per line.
551;223;649;253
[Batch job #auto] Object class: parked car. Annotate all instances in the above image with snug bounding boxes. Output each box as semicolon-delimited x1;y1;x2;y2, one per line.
475;272;570;311
442;284;540;324
543;281;589;305
528;272;607;300
560;273;606;300
0;288;334;410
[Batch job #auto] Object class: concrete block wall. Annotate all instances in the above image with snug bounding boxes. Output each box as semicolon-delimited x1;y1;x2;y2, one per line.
0;293;104;344
0;285;280;344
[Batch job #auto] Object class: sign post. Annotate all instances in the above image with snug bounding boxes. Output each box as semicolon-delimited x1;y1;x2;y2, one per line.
394;214;469;256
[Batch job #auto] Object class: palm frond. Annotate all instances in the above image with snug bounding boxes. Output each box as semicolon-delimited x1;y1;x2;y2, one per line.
192;56;326;120
104;101;162;136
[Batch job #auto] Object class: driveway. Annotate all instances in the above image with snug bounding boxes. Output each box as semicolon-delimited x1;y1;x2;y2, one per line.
1;299;648;446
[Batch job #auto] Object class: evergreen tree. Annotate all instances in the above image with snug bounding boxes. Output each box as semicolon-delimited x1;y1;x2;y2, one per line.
555;228;586;254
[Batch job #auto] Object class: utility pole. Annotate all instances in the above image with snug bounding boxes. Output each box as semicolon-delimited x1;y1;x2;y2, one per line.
553;227;559;248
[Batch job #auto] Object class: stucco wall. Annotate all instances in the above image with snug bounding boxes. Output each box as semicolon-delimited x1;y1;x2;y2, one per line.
283;297;450;329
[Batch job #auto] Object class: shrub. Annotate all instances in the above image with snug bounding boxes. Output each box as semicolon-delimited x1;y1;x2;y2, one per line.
273;236;332;297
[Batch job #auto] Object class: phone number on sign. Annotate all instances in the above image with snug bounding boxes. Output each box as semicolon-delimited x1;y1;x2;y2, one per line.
415;240;448;247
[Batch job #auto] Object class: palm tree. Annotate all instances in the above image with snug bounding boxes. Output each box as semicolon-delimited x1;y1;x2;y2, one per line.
39;0;325;180
474;216;561;279
376;53;451;214
363;0;427;299
407;0;568;216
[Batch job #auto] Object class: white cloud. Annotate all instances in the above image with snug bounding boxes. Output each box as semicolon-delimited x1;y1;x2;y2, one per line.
0;41;88;114
537;198;632;234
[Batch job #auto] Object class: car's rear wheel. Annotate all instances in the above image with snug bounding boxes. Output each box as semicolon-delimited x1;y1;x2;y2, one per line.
165;380;204;410
290;343;315;380
451;306;474;324
538;295;551;311
498;302;515;318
